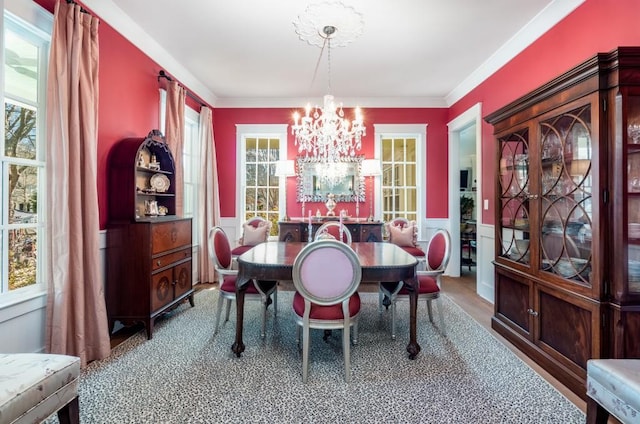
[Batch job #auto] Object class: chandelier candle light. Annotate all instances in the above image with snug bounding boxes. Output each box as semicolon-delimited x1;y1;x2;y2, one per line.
292;2;366;169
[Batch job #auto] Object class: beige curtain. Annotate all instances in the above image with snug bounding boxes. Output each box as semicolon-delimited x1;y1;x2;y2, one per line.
165;81;186;216
197;107;221;283
45;0;110;366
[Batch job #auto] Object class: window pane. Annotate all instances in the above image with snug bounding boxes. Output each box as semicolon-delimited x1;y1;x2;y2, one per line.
257;163;268;186
382;139;392;161
396;165;405;186
246;164;257;186
393;139;405;161
406;164;416;185
256;188;267;211
9;164;38;224
246;138;257;161
4;30;39;102
245;189;256;210
8;228;37;290
406;138;416;161
5;102;37;159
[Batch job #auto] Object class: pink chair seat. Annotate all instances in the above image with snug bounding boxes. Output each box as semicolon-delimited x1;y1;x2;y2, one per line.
398;274;439;295
400;246;425;258
219;275;260;295
231;245;254;256
293;292;361;320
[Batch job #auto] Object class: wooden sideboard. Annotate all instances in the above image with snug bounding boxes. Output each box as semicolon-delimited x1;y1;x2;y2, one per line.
278;220;383;242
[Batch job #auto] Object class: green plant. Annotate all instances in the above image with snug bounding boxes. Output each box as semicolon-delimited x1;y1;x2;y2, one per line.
460;195;475;218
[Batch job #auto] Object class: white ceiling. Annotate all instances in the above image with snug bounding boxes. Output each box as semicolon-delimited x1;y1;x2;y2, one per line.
82;0;584;108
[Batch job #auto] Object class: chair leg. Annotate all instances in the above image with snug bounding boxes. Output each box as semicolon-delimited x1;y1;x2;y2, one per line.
273;284;278;316
352;321;358;345
302;325;310;383
390;300;397;340
343;324;351;383
214;294;224;334
436;298;447;336
224;298;232;322
261;297;267;338
426;299;434;323
378;284;384;313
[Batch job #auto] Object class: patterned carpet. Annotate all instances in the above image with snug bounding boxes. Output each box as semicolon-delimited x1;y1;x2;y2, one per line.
46;287;584;423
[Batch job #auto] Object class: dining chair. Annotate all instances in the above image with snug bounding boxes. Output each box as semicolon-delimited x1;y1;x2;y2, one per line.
379;228;451;339
292;240;362;383
386;218;426;268
231;216;272;263
314;221;352;243
208;226;277;337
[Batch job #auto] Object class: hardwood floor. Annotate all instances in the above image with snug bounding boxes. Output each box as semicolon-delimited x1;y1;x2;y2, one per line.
109;271;588;416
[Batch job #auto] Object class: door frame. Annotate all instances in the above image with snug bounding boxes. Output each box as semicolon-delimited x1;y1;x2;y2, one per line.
447;103;482;279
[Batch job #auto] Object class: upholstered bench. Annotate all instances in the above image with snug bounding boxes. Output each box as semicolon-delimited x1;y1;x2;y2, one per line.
0;353;80;424
586;359;640;424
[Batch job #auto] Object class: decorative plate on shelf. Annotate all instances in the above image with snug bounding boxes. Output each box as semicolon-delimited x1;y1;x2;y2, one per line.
150;173;170;193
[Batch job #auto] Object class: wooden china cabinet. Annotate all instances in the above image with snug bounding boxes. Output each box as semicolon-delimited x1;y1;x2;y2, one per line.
485;47;640;399
106;130;194;339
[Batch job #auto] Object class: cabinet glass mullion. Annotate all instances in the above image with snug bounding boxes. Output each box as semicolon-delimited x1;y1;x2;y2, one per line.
498;128;531;265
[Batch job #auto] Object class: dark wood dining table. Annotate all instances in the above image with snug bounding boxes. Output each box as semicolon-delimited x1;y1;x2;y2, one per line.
234;241;421;359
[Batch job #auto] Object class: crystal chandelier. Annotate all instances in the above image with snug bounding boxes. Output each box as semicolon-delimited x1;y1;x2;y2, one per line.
292;3;366;165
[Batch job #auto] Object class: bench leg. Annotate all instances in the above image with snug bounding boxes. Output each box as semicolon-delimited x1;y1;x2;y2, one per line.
586;397;610;424
57;396;80;424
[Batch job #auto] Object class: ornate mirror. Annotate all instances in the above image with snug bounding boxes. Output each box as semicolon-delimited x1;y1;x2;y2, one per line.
296;155;364;202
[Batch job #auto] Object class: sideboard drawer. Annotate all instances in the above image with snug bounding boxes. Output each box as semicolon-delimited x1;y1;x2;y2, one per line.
151;220;191;254
152;247;191;271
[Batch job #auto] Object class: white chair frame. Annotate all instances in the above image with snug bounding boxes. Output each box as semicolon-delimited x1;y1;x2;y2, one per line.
314;221;353;243
292;240;362;383
380;228;451;339
208;226;277;338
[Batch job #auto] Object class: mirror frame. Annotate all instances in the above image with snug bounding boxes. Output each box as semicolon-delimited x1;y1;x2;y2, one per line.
296;155;364;203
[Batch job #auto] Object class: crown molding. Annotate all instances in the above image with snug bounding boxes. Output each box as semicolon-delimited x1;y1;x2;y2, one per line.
445;0;585;106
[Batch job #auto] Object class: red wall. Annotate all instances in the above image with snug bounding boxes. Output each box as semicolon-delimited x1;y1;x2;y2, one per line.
213;108;449;219
35;0;638;228
449;0;640;224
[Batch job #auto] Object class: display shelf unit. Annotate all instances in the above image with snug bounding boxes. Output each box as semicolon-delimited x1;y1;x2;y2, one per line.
106;129;194;339
485;47;640;399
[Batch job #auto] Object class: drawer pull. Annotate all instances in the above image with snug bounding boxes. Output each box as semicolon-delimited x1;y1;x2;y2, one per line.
157;260;162;266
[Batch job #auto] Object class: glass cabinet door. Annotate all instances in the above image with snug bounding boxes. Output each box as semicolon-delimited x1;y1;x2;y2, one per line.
539;104;592;284
627;95;640;294
498;128;531;265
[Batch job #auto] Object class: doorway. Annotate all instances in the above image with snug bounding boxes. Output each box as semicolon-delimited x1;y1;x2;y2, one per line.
447;104;482;287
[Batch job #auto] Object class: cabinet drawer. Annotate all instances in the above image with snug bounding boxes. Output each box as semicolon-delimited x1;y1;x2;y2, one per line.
152;220;191;254
152;247;191;271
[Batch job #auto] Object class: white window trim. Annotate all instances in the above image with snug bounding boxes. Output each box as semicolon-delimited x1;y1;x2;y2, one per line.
1;0;52;309
373;124;427;239
235;124;288;230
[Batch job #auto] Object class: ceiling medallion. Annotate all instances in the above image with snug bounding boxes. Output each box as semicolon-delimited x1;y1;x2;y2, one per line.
293;1;364;48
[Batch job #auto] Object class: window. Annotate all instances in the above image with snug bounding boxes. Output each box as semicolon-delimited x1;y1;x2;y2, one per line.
237;125;288;236
183;107;200;281
375;124;426;234
1;8;50;299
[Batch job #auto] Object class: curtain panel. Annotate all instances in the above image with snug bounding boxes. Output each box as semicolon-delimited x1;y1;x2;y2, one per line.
45;0;110;366
197;107;220;283
165;82;186;216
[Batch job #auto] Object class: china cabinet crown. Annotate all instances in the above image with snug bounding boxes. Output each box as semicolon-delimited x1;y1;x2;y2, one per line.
485;47;640;399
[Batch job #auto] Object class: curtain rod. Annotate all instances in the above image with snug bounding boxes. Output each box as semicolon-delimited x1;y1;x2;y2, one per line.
66;0;91;15
157;70;207;107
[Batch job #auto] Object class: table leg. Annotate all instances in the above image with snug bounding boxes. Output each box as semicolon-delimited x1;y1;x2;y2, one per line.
232;284;247;357
405;276;421;359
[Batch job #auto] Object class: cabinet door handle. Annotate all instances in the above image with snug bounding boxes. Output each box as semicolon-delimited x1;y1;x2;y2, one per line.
527;308;539;316
527;194;539;200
